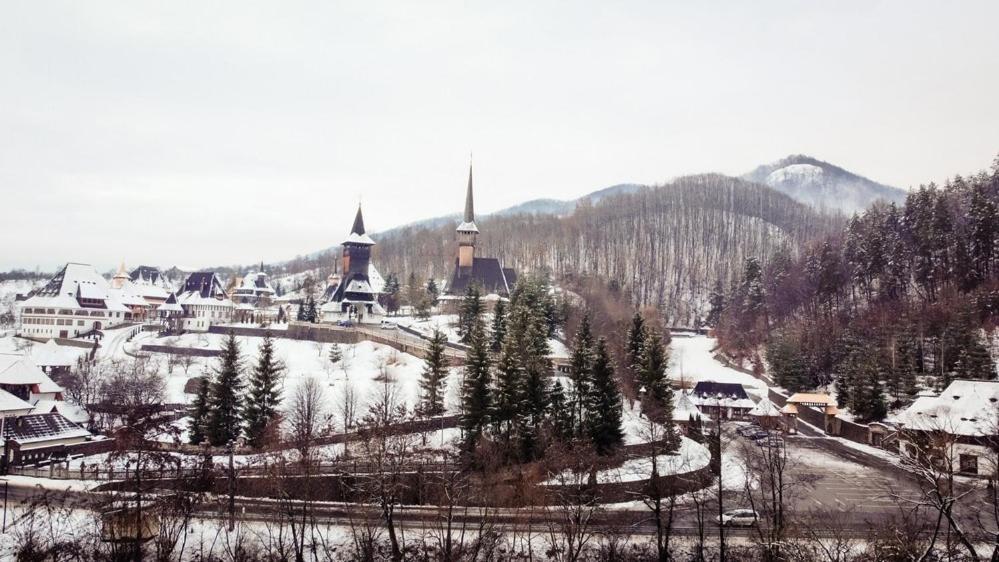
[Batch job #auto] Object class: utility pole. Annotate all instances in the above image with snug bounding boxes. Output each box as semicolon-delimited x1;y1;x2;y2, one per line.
2;480;7;532
227;439;236;532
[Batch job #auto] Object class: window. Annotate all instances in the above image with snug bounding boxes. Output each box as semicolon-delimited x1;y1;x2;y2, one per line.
959;454;978;475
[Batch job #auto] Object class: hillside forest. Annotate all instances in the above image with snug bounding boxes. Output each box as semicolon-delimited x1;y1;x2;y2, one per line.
712;156;999;422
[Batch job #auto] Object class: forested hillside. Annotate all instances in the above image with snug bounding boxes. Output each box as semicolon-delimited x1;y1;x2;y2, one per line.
374;174;839;325
714;156;999;422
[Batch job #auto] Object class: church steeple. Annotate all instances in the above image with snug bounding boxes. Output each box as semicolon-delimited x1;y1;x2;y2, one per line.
112;260;129;289
351;204;366;236
341;204;375;275
456;160;478;269
464;162;475;224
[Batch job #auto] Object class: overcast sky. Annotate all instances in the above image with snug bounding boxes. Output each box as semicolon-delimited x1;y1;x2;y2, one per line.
2;1;997;271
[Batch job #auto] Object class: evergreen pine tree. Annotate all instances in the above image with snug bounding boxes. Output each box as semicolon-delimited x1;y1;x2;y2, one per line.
328;343;343;372
208;332;246;446
307;297;318;323
587;338;625;455
426;278;439;301
706;282;726;327
568;312;595;436
460;318;492;453
418;329;449;417
639;329;670;406
490;299;507;352
188;376;211;445
850;355;887;422
458;283;484;342
548;380;573;440
626;312;646;380
244;331;285;448
491;337;523;442
520;312;551;435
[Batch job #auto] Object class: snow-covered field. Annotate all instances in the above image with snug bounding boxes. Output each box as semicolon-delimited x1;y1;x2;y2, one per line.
668;334;767;391
139;331;463;421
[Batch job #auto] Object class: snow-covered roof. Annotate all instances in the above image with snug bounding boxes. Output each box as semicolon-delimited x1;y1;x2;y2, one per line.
31;340;79;367
31;399;89;424
2;413;90;445
176;291;233;308
0;388;34;414
20;263;129;313
233;272;275;296
673;392;704;422
157;293;183;312
749;397;782;417
456;221;479;233
342;232;376;246
367;264;385;293
893;379;999;437
111;280;150;307
786;392;837;406
0;355;63;393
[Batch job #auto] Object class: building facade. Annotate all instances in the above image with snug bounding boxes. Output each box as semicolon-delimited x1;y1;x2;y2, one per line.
17;263;130;340
176;272;234;331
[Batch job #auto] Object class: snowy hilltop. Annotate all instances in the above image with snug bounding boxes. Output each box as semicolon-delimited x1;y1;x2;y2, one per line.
743;154;907;215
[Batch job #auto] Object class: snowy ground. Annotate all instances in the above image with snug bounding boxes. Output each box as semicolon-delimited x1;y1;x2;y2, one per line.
668;334;768;391
138;331;463;423
393;313;571;358
545;436;711;485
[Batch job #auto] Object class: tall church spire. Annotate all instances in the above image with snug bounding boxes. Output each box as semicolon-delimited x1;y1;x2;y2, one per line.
464;161;475;223
351;204;366;235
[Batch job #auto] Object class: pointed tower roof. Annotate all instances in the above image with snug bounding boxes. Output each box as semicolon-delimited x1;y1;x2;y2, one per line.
351;205;366;235
457;161;479;233
342;204;376;246
112;260;129;289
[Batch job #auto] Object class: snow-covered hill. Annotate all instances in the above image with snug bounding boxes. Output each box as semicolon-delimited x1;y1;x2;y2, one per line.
743;155;906;215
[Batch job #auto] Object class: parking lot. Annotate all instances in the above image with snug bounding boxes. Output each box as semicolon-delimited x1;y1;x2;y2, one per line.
723;421;923;523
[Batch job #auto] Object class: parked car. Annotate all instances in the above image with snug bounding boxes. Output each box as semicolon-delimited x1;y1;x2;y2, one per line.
379;320;397;330
716;509;759;527
757;436;785;448
737;425;759;437
336;320;354;328
749;430;771;440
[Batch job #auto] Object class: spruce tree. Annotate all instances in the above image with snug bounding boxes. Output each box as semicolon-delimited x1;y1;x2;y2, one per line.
568;312;595;436
639;329;670;406
850;355;887;422
328;343;343;372
520;313;551;433
587;338;624;455
490;299;508;352
626;312;647;381
458;283;484;342
426;278;439;300
548;380;573;440
706;282;726;327
244;332;285;448
208;332;245;446
188;376;211;445
492;337;523;442
460;318;492;453
418;329;449;417
307;297;318;323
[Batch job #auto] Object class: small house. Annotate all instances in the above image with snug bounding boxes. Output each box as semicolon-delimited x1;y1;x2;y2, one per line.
687;381;756;420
